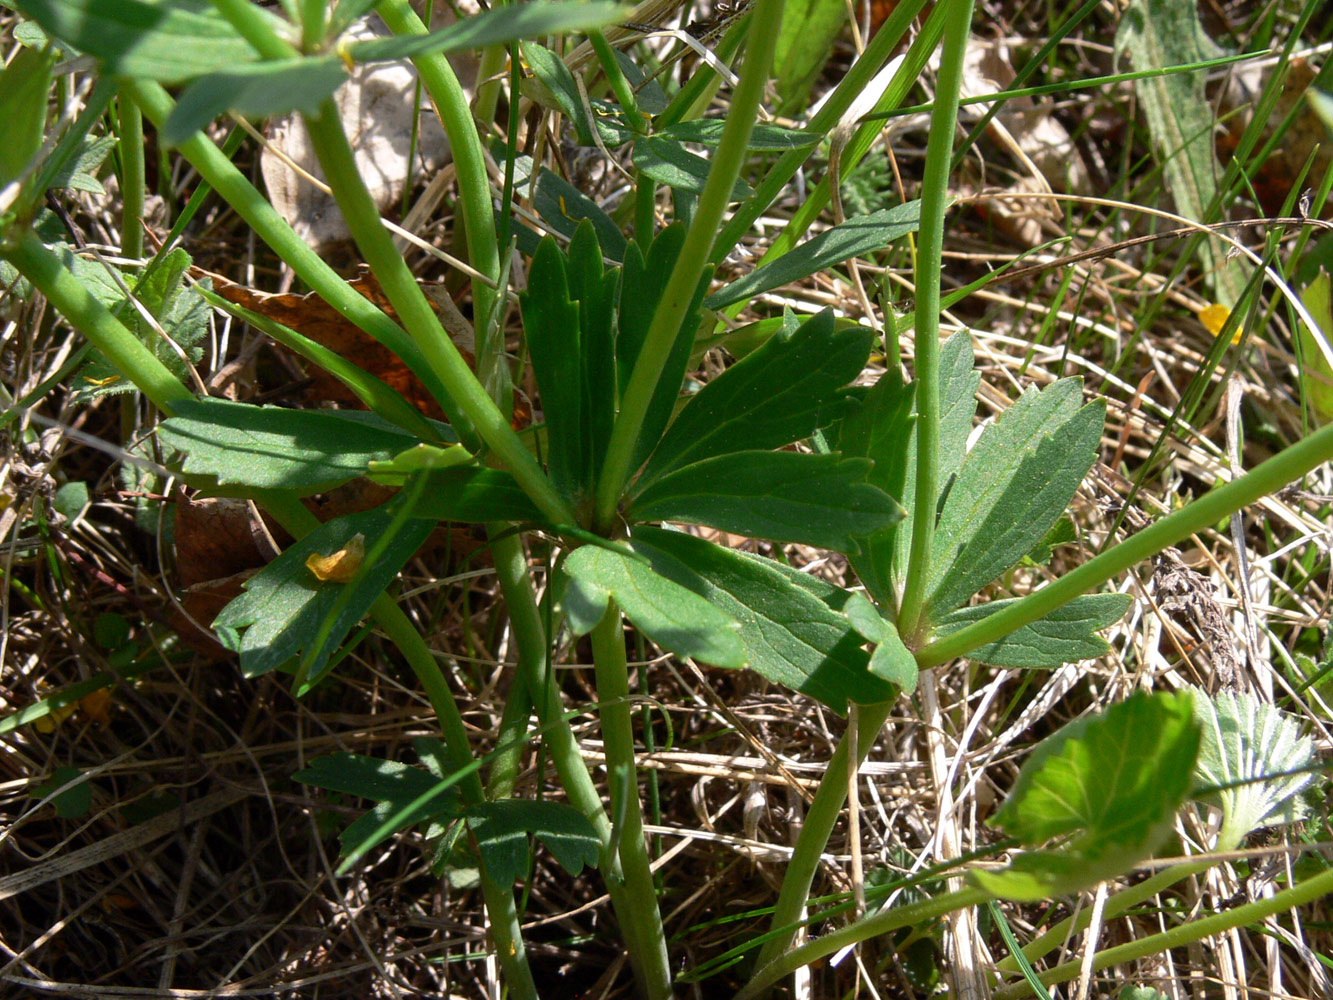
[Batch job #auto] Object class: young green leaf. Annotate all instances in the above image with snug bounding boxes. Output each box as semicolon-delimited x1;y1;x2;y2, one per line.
0;46;54;192
931;593;1131;667
295;752;459;860
973;691;1199;901
158;399;420;495
13;0;262;83
704;202;923;309
163;59;348;146
637;311;871;487
407;468;547;524
632;527;898;711
522;42;597;146
31;765;92;820
212;503;433;680
617;224;710;473
565;222;619;487
521;237;585;499
562;544;747;668
47;134;117;195
1295;269;1333;424
925;380;1105;619
654;120;819;150
629;451;901;553
844;592;918;690
634;137;754;198
524;159;629;262
773;0;846;114
1192;690;1316;850
463;800;601;887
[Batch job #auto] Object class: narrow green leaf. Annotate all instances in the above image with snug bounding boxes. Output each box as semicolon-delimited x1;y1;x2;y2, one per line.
158;399;419;495
616;224;710;473
1115;0;1242;305
563;544;746;667
773;0;846;114
1193;691;1316;848
844;592;917;690
1296;270;1333;424
47;134;117;194
932;593;1132;667
630;451;902;553
522;41;596;145
212;503;433;680
634;136;754;198
0;46;54;190
704;202;923;309
654;120;819;150
348;2;623;63
463;800;601;887
294;752;458;859
12;0;261;83
565;222;618;486
632;527;898;711
638;311;872;486
926;381;1105;618
163;58;347;146
973;691;1199;900
520;237;584;498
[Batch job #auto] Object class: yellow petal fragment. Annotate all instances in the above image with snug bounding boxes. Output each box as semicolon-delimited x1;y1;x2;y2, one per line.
1197;302;1241;344
306;533;366;582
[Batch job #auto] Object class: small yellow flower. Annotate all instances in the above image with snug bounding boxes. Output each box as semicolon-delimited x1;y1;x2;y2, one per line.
1197;303;1240;345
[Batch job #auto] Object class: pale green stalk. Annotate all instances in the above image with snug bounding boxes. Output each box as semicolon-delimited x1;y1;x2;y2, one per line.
896;0;976;640
116;91;144;261
917;419;1333;666
3;230;192;412
298;102;573;526
991;863;1333;1000
590;0;784;531
590;608;672;1000
487;529;662;992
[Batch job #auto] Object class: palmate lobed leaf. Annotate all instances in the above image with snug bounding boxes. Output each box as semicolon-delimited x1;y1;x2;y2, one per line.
635;310;872;489
629;450;901;554
974;691;1200;900
631;527;899;711
562;544;746;668
463;800;601;887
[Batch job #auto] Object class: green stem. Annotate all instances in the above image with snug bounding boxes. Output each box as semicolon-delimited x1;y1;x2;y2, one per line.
116;90;145;261
299;102;574;527
376;0;502;342
590;0;784;531
589;30;647;134
122;79;472;442
589;607;672;1000
486;529;661;991
709;0;932;261
917;419;1333;667
991;862;1333;1000
896;0;976;640
995;859;1215;975
3;230;192;413
741;884;993;999
754;702;894;972
260;493;538;1000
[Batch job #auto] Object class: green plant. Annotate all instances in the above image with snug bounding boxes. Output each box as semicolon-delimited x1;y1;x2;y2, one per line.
2;0;1330;997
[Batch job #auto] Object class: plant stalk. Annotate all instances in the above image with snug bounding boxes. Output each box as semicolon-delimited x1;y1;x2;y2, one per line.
299;102;574;526
896;0;976;640
590;0;784;531
116;90;145;261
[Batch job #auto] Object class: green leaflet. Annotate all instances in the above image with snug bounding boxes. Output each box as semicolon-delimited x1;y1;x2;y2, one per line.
844;592;917;690
463;800;601;887
705;202;923;309
11;0;261;83
654;120;819;150
0;46;53;191
772;0;846;114
932;593;1132;667
406;467;546;524
925;379;1105;619
637;310;871;487
632;527;899;711
630;451;901;554
295;751;459;860
163;59;348;145
212;502;433;682
634;137;754;198
973;691;1199;901
158;398;419;495
562;544;747;668
1296;269;1333;424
